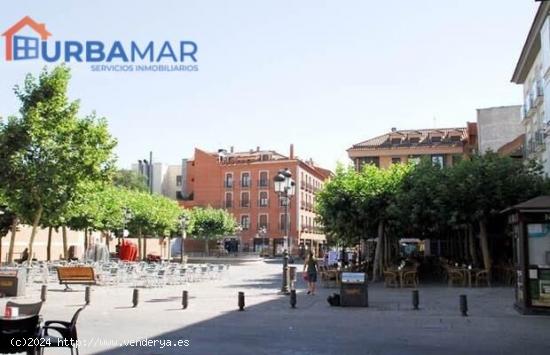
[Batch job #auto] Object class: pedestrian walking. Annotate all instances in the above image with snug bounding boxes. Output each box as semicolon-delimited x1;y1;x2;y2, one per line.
303;250;318;295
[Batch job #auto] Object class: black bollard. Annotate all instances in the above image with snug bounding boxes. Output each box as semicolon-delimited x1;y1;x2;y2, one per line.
290;289;297;308
85;286;91;305
460;294;468;316
238;291;245;311
40;285;47;303
412;289;419;310
132;289;139;308
182;290;188;309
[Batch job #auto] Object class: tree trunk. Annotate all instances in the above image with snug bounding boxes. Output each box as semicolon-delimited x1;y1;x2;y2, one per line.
62;226;68;260
468;224;478;266
7;217;18;263
46;227;53;261
479;219;491;276
143;237;148;259
463;228;468;261
84;228;88;252
204;238;209;256
27;206;44;265
137;227;142;261
373;220;384;282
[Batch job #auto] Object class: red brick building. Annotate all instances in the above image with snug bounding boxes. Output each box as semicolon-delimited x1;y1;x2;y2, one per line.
181;145;331;256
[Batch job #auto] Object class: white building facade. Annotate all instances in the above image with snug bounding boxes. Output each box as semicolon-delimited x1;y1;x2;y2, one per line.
512;3;550;176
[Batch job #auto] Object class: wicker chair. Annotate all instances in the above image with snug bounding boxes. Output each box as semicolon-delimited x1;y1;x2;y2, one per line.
402;271;418;288
475;270;491;287
447;269;465;287
383;270;399;288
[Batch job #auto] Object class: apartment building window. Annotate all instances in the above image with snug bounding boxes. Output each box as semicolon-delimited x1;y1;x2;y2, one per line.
259;171;268;187
241;215;250;230
431;155;444;168
225;192;233;208
450;135;461;142
410;137;420;144
391;137;401;145
408;156;421;165
391;157;401;164
176;175;183;187
225;173;233;188
259;191;268;207
241;172;251;188
280;196;289;207
356;157;379;169
258;214;268;229
431;136;441;143
241;192;250;208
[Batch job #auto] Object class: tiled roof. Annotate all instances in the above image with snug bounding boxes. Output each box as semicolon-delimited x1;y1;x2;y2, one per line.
348;127;467;150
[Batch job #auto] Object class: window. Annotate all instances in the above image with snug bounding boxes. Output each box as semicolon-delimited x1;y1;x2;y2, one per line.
225;173;233;188
176;175;183;186
450;135;461;142
409;137;420;144
241;192;250;208
241;172;250;188
259;191;268;207
280;196;289;207
391;157;401;164
431;155;444;167
241;215;250;230
408;156;421;165
13;35;39;60
391;138;401;145
356;157;379;169
258;214;268;229
225;192;232;208
259;171;268;187
431;136;441;143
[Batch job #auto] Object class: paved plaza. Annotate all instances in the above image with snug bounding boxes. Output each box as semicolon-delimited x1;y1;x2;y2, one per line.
3;260;550;355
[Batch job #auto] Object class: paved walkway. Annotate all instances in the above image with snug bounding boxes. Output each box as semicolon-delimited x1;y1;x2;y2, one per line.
3;260;550;355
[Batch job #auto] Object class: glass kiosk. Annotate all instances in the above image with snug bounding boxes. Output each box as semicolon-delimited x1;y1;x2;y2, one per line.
504;196;550;315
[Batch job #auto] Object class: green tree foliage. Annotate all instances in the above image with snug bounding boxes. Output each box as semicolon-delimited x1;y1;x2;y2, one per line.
316;163;410;280
187;206;238;255
0;66;117;263
113;169;148;192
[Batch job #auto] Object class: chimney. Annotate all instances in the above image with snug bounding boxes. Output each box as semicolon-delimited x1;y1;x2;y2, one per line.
256;146;260;152
391;127;397;132
230;146;234;153
289;144;294;159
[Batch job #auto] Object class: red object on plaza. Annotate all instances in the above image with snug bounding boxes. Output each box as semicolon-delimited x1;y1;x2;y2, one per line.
119;240;138;261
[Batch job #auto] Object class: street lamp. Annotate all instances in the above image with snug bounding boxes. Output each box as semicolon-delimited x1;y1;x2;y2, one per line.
274;168;295;294
123;208;133;238
179;215;188;264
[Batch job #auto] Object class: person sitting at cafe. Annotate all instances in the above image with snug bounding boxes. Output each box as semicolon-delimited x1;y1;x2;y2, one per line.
18;248;29;263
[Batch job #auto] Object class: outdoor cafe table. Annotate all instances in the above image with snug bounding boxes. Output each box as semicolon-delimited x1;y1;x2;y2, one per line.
452;267;481;287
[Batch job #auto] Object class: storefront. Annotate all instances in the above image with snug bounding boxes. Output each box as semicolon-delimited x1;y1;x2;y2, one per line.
504;196;550;315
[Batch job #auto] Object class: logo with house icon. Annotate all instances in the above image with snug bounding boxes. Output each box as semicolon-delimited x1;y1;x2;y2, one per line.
2;16;51;61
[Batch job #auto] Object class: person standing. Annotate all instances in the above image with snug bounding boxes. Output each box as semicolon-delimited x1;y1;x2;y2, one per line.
303;250;318;295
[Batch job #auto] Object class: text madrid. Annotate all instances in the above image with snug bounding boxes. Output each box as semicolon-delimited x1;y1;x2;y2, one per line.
33;40;198;63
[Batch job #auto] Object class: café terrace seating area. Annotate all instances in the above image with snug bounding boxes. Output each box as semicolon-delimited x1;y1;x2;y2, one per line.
6;260;230;290
316;256;515;289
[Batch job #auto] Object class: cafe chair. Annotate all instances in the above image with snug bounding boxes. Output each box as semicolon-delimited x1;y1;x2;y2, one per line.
447;269;465;287
402;271;418;288
0;315;41;355
39;306;85;355
383;270;399;288
6;301;43;316
475;270;491;287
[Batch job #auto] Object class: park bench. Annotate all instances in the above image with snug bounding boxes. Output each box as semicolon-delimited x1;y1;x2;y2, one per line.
57;266;97;290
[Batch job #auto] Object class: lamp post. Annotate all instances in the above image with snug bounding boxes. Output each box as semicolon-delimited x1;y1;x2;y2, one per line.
179;215;188;264
274;168;295;294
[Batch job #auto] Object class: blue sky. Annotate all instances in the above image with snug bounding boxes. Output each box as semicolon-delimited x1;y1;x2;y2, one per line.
0;1;539;170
